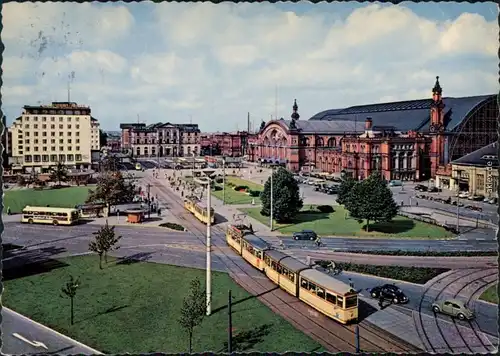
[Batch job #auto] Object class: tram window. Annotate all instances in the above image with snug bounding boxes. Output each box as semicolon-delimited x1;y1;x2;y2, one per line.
326;293;337;304
308;282;317;293
256;250;263;259
271;261;277;270
337;296;344;307
265;256;270;265
282;267;288;276
277;265;282;273
345;296;357;308
301;278;308;289
317;288;325;299
247;245;254;253
290;273;295;282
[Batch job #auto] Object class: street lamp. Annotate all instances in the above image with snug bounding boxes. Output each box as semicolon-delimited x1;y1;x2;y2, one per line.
269;164;279;231
222;157;227;205
453;169;463;232
195;168;216;316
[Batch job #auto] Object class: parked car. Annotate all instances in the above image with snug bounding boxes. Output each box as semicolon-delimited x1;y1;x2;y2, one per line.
470;195;485;201
369;284;409;304
389;180;403;187
432;299;475;320
292;230;318;241
414;184;428;192
457;192;469;199
489;197;498;204
428;187;442;193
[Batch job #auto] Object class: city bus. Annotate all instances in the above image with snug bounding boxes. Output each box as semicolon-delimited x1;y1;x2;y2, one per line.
21;206;81;226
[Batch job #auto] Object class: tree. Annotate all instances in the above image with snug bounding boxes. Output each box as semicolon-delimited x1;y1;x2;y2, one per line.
260;167;303;223
99;129;108;148
61;275;79;325
344;172;399;231
178;278;206;353
87;171;137;206
50;161;69;186
89;220;122;269
336;175;357;205
100;155;120;172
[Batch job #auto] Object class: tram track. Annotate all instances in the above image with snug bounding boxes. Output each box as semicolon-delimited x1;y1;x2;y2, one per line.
414;268;498;353
143;174;421;353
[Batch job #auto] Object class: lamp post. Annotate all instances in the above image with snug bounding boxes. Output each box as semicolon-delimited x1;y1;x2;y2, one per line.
222;157;226;205
270;165;274;231
454;169;463;232
195;168;215;316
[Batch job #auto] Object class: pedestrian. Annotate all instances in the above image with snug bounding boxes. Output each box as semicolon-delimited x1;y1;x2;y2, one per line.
157;208;161;217
378;296;384;309
249;223;254;234
6;206;11;215
415;201;418;207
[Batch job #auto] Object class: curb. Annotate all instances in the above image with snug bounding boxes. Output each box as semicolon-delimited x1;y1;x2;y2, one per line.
2;307;103;354
338;270;428;287
95;222;189;232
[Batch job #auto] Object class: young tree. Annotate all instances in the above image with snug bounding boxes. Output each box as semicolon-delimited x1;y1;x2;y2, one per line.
89;221;122;268
345;173;399;231
260;167;303;223
178;278;206;354
50;162;69;186
87;171;137;206
61;275;80;325
336;175;357;205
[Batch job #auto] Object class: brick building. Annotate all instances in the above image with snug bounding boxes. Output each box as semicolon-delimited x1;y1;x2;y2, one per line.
200;131;252;157
248;78;497;181
120;122;201;157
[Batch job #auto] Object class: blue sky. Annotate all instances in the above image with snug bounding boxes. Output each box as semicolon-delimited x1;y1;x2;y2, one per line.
2;1;498;131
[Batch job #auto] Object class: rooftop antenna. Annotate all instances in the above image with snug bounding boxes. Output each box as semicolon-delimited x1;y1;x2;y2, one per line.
190;115;192;124
137;114;140;124
247;112;250;132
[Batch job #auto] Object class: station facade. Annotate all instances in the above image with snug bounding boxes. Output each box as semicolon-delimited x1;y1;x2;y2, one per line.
248;78;497;182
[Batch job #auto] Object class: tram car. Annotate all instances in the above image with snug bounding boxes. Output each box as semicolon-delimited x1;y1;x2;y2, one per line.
226;225;270;271
226;224;358;324
184;197;215;224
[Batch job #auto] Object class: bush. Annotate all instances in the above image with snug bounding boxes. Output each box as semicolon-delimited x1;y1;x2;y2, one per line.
337;249;497;257
248;189;261;197
212;186;222;191
226;182;235;188
215;177;223;184
333;262;449;284
234;185;249;191
316;205;334;213
159;222;185;231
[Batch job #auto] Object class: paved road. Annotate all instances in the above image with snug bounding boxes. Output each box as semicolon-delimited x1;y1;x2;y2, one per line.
1;307;101;355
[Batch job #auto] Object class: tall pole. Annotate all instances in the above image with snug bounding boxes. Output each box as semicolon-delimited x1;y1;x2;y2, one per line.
147;183;151;219
222;158;226;205
206;178;212;316
270;166;274;231
228;289;233;353
355;325;360;353
455;170;461;232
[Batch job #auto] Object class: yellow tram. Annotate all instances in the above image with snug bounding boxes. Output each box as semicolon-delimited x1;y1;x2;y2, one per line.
226;224;359;324
226;225;269;271
184;197;215;224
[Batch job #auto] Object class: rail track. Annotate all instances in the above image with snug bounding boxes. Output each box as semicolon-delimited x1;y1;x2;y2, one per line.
143;174;421;353
414;268;498;353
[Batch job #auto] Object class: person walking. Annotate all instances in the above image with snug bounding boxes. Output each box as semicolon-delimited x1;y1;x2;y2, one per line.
378;295;384;309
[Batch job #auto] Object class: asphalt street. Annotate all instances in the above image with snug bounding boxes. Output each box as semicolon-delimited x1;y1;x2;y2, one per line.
1;307;101;355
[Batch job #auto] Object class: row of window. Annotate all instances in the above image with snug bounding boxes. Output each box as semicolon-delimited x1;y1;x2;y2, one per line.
24;124;81;130
242;241;264;259
24;138;80;144
477;174;498;191
22;146;81;152
264;256;296;282
23;212;70;217
22;131;82;137
23;116;82;122
24;154;83;163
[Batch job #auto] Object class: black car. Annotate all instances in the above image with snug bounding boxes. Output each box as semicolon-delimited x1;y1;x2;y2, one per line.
292;230;318;241
369;284;409;304
428;187;442;193
414;184;428;192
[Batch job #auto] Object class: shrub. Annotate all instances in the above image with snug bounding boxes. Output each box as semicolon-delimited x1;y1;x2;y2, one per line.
316;205;334;213
212;185;222;191
336;249;497;257
227;182;235;188
215;177;223;184
234;185;249;191
333;262;449;284
159;222;185;231
247;190;261;197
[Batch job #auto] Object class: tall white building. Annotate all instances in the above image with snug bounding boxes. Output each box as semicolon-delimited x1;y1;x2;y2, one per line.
9;102;100;172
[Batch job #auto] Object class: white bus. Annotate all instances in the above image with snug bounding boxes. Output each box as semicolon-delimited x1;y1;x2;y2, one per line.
21;206;80;226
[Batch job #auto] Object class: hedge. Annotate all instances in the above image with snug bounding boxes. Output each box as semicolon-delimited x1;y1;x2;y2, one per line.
338;249;497;257
234;185;249;191
159;222;185;231
215;177;223;184
248;189;261;197
316;205;334;213
318;261;450;284
212;186;223;191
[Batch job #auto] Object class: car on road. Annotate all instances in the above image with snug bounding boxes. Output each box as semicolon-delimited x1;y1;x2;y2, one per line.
369;284;409;304
292;230;318;241
389;180;403;187
428;187;442;193
432;299;475;320
414;184;428;192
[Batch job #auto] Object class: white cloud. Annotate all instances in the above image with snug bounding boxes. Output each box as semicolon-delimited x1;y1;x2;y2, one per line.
1;2;497;131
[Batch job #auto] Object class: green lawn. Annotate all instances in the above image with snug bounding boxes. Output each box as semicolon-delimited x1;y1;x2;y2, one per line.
2;255;322;353
212;177;263;205
3;186;94;213
242;205;454;239
479;284;498;304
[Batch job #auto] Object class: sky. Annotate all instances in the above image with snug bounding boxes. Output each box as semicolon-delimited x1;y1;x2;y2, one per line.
2;1;498;132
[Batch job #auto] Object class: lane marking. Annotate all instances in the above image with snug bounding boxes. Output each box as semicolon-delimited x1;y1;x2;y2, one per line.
12;333;48;350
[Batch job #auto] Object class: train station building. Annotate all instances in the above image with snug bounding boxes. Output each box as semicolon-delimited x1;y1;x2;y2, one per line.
247;77;497;182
